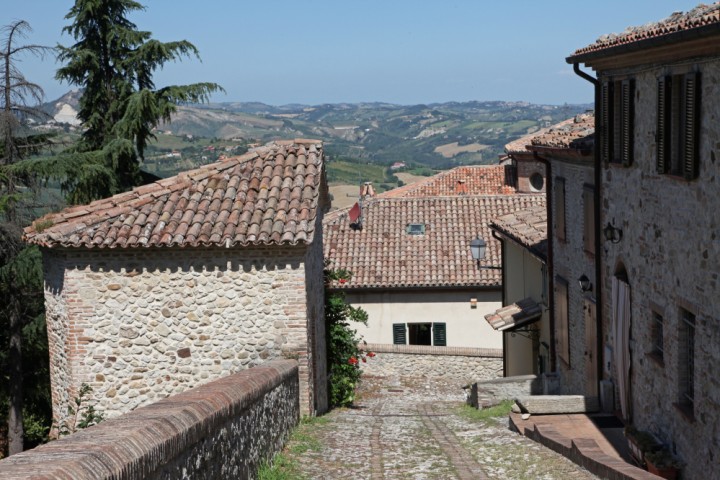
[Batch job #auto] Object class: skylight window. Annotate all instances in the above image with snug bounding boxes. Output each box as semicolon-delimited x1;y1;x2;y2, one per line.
406;223;426;235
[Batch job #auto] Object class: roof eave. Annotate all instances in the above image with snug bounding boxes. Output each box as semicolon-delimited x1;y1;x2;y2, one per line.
566;22;720;66
528;145;592;158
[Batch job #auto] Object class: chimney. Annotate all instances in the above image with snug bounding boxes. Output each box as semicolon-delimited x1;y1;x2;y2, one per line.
360;181;375;198
455;179;468;195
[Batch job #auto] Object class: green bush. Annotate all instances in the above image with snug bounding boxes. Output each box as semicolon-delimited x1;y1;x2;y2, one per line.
324;265;371;407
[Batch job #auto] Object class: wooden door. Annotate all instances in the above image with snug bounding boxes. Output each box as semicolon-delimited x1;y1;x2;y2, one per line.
584;299;598;398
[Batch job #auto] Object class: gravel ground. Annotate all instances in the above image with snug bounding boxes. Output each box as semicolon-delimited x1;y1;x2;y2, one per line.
282;375;598;479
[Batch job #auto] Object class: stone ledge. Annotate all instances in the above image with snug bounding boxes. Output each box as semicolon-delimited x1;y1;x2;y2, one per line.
510;413;663;480
0;359;299;480
364;343;503;358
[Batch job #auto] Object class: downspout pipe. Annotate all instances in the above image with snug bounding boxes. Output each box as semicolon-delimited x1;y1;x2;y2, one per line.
530;153;554;372
572;62;604;397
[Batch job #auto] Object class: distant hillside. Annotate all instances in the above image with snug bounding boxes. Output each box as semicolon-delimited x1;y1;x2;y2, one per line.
41;93;591;171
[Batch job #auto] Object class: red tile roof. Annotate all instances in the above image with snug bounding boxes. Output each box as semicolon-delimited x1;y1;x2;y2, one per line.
505;114;594;154
381;165;517;197
324;194;545;289
24;140;325;248
530;113;594;151
569;3;720;59
490;203;548;261
484;297;542;332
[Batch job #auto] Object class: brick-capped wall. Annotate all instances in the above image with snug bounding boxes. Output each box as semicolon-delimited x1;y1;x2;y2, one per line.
42;245;320;430
0;360;299;479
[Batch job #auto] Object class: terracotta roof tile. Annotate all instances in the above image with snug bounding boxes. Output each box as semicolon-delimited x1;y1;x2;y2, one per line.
570;3;720;59
24;140;325;249
324;194;545;289
505;114;594;154
380;165;517;198
490;203;547;261
484;297;542;332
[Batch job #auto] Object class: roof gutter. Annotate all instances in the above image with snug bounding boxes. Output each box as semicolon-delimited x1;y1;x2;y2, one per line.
571;63;604;399
529;152;554;373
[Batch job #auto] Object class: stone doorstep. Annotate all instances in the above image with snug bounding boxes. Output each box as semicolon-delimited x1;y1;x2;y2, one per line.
509;413;664;480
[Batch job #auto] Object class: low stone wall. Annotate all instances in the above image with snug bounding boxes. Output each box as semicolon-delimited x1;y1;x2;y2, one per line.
0;360;299;480
361;344;503;384
476;374;542;400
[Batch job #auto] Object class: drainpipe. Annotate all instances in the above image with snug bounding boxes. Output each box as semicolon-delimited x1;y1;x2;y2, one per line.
572;62;604;397
530;153;554;373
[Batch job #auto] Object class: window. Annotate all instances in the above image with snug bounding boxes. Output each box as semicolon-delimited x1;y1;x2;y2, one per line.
601;79;635;165
554;177;566;242
583;185;595;255
657;73;701;180
529;172;544;192
555;277;570;365
406;223;426;235
393;322;446;346
651;311;664;362
678;309;696;415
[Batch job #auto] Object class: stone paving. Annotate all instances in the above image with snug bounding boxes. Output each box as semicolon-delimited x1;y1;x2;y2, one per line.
287;375;598;479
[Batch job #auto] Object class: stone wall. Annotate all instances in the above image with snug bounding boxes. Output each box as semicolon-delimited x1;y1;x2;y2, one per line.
0;360;299;480
550;157;596;396
598;60;720;479
360;344;503;384
475;374;543;401
42;245;319;429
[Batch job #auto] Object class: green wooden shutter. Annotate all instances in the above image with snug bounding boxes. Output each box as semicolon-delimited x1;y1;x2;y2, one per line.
621;80;634;166
432;323;447;347
600;81;613;163
393;323;406;345
656;76;671;174
682;72;701;180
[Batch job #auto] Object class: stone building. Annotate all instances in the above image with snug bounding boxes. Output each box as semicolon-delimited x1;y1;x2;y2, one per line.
24;139;330;426
566;4;720;477
496;115;595;383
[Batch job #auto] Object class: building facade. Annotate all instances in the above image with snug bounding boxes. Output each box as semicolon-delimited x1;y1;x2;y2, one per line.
25;140;330;426
567;5;720;476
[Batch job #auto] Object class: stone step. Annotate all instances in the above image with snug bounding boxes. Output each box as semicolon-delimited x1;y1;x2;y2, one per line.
514;395;600;414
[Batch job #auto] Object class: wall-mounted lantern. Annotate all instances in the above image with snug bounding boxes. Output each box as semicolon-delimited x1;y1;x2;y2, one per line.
470;236;502;270
578;274;593;293
603;220;623;244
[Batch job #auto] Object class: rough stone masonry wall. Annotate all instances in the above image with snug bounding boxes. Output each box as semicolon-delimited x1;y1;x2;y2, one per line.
551;158;596;396
600;61;720;479
0;360;299;480
361;344;503;384
42;245;316;430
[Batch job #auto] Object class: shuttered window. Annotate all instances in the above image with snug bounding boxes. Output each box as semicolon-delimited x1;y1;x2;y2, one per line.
583;185;595;255
393;323;406;345
600;79;634;165
433;323;447;347
555;277;570;365
656;72;701;180
554;177;566;242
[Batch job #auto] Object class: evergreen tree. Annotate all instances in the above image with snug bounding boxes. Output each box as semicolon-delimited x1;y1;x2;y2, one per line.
51;0;224;204
0;20;53;456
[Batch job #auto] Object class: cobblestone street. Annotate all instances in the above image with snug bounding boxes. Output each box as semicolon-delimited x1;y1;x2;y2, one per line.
282;376;598;479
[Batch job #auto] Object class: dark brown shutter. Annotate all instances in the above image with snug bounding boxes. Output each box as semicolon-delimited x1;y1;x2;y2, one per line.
554;177;566;242
682;72;701;180
656;76;671;174
600;81;613;163
621;80;634;166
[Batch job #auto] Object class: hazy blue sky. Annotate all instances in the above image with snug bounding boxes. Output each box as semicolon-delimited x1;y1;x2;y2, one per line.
6;1;702;106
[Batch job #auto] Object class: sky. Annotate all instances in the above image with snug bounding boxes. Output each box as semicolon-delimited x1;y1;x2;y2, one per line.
4;0;703;106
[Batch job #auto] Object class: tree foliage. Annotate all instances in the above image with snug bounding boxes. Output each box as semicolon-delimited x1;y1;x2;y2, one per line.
324;265;372;407
0;20;54;223
0;20;53;457
49;0;224;203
